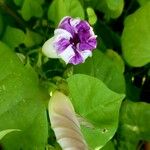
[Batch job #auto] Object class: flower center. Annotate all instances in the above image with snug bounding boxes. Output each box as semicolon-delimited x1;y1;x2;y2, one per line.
70;33;80;49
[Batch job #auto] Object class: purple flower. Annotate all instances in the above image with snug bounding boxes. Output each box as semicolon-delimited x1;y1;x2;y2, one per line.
42;16;97;65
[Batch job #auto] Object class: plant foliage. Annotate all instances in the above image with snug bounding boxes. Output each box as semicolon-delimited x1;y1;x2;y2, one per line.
0;0;150;149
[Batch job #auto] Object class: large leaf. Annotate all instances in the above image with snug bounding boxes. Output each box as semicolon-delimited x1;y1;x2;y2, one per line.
48;0;85;27
74;50;125;94
86;0;124;19
118;100;150;150
67;74;125;149
0;42;48;150
48;91;88;150
122;2;150;67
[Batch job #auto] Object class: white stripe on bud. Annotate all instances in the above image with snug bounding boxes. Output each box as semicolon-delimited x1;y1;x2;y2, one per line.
48;91;88;150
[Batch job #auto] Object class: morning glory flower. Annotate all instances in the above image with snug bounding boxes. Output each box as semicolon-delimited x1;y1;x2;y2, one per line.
42;16;97;65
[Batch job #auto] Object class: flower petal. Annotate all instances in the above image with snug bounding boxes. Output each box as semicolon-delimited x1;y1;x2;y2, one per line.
58;45;75;64
42;16;97;65
58;17;75;36
58;16;71;27
42;37;59;58
54;29;73;54
55;38;70;53
81;50;92;60
79;37;97;51
79;42;93;51
54;28;72;40
88;36;97;49
76;20;90;32
89;26;96;37
77;23;91;42
70;18;81;32
69;51;84;65
69;50;92;65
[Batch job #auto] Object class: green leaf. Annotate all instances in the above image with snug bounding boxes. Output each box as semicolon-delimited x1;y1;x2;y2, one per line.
48;0;85;26
2;26;25;49
0;42;48;150
118;100;150;150
74;50;125;94
67;74;125;149
86;7;97;25
2;27;43;48
106;49;125;73
24;29;43;47
86;0;124;19
137;0;150;5
0;129;20;140
21;0;44;21
122;2;150;67
46;145;61;150
101;141;115;150
0;13;4;36
13;0;23;6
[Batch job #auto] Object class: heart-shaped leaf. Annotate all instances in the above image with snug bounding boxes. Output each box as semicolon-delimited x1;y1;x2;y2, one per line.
0;42;48;150
67;74;125;149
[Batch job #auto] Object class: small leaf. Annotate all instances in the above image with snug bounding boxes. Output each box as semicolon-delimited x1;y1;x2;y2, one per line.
2;27;43;49
48;91;88;150
2;26;25;48
67;74;125;149
24;29;43;47
21;0;44;20
13;0;23;6
86;0;124;19
105;0;124;18
48;0;85;26
122;2;150;66
0;129;20;140
86;7;97;25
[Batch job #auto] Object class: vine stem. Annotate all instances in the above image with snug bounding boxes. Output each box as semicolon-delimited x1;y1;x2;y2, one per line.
0;0;26;28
